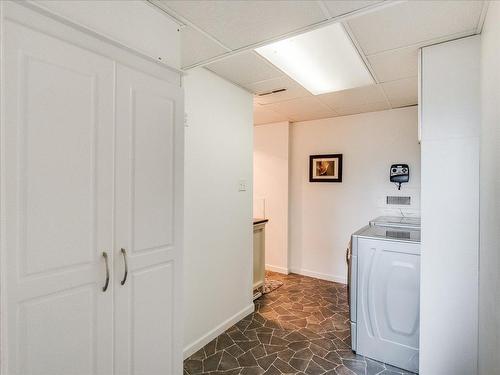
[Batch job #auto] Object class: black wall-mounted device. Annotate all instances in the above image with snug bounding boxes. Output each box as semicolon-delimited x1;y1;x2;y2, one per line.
390;164;409;190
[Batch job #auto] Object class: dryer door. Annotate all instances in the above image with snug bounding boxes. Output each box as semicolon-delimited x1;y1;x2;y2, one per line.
357;238;420;373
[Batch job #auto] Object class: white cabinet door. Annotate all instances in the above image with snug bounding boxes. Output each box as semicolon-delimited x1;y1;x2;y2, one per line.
114;64;184;375
357;238;420;373
1;19;114;375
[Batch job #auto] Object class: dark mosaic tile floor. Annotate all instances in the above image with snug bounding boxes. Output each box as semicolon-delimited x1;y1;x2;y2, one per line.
184;272;416;375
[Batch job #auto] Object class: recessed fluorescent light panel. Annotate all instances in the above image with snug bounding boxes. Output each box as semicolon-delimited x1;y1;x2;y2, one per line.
255;23;374;95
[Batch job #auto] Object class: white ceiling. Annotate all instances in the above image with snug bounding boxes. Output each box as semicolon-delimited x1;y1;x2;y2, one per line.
151;0;487;124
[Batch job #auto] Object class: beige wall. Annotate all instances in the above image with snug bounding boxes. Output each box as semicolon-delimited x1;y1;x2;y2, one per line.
479;2;500;373
253;121;290;274
183;68;254;358
289;107;420;283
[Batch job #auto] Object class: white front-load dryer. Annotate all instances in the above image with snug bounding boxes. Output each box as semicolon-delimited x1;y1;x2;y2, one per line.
349;225;421;373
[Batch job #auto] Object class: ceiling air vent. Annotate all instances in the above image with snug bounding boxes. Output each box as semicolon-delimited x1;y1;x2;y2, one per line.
257;88;287;97
386;196;411;205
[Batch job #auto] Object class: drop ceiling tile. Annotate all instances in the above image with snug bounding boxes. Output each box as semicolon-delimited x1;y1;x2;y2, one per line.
382;77;418;108
246;76;312;105
254;103;289;125
334;101;391;117
181;26;229;68
321;1;382;18
206;51;283;86
264;96;337;122
317;84;388;110
162;0;327;50
347;1;484;55
368;46;419;83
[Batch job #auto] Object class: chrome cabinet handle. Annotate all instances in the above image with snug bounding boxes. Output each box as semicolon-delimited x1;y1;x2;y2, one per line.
120;248;128;285
102;252;110;292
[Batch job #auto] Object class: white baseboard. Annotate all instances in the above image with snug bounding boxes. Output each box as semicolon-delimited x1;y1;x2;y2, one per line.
265;264;289;274
289;267;347;284
183;303;255;360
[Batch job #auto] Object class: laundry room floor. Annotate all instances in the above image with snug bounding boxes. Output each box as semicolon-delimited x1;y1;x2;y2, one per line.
184;272;416;375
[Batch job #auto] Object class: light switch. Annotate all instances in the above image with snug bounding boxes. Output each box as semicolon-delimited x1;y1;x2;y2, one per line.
238;179;247;192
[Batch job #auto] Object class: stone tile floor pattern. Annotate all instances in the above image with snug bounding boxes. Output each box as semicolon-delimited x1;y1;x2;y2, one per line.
184;272;416;375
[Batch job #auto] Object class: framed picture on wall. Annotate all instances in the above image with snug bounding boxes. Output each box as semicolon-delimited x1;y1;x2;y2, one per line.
309;154;343;182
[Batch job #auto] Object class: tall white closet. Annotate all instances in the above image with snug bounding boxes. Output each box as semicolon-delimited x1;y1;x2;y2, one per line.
419;36;480;374
0;2;184;374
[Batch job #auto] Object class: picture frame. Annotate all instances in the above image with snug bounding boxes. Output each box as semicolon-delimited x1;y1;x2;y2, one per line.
309;154;343;183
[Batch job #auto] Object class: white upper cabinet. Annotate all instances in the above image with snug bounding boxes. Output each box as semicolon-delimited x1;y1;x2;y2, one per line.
420;36;480;142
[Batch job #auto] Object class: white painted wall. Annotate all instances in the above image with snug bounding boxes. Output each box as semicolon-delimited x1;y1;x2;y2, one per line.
253;121;290;274
289;107;420;284
36;0;181;69
420;36;480;375
183;68;254;358
479;3;500;374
